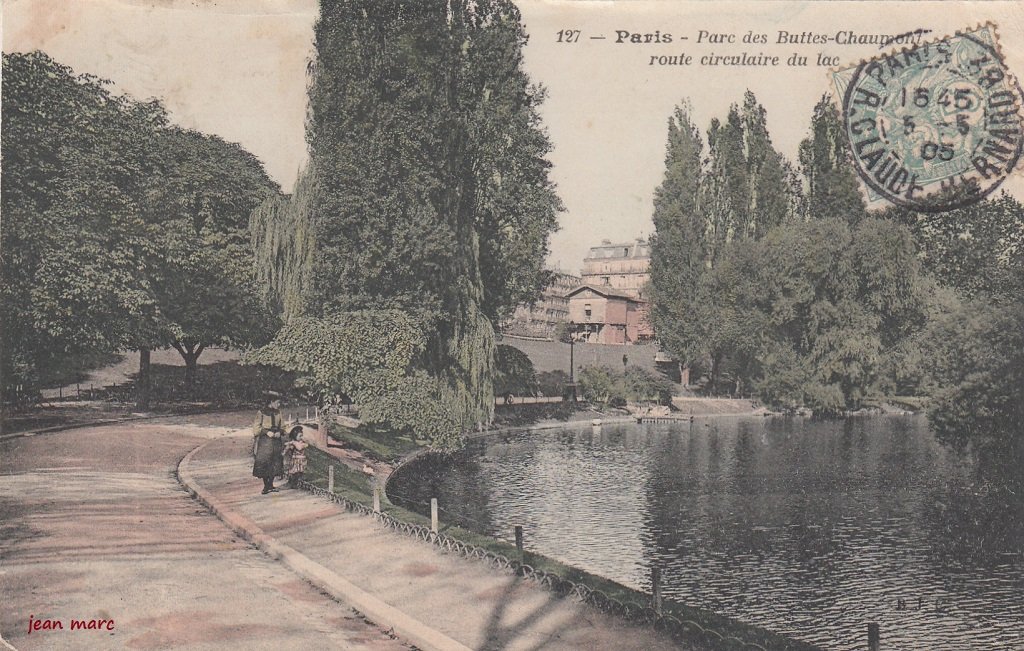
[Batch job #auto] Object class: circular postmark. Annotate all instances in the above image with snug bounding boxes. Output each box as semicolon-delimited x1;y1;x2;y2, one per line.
840;25;1024;211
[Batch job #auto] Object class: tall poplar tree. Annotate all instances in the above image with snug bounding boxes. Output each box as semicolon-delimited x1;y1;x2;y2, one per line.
648;103;705;364
798;95;866;223
651;92;794;392
252;0;560;443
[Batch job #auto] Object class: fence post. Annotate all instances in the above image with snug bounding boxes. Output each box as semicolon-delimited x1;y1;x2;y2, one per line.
652;567;663;615
310;409;327;451
868;623;880;651
328;465;335;493
514;525;524;563
373;486;381;513
430;498;439;534
306;407;310;421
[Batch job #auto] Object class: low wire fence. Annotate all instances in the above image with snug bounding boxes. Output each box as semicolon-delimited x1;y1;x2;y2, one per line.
295;466;801;651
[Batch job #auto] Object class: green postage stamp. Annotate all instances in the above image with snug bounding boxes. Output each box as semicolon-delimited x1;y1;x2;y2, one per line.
833;24;1023;211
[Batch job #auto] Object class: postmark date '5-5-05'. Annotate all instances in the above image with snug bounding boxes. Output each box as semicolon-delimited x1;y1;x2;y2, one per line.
834;24;1024;211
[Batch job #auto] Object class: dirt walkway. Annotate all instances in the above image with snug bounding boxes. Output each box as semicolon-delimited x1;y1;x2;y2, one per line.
0;413;408;650
185;431;686;651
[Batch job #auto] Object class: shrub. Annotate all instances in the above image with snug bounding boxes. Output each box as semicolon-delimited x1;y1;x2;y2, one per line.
577;366;624;405
493;344;536;397
535;370;569;397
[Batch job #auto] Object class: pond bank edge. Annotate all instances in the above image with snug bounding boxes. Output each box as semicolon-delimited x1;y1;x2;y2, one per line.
356;416;823;651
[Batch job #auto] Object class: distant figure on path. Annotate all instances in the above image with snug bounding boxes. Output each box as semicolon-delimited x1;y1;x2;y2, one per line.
252;393;284;494
283;425;308;488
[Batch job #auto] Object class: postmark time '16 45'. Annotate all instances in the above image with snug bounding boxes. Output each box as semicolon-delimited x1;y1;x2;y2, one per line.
833;24;1023;212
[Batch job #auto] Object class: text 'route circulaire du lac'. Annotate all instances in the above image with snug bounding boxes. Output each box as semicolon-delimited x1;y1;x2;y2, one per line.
554;27;931;68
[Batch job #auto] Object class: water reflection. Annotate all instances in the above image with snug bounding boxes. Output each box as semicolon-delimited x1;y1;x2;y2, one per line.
387;416;1023;650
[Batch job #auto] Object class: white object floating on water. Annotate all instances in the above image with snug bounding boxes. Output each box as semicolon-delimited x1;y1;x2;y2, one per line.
591;418;602;426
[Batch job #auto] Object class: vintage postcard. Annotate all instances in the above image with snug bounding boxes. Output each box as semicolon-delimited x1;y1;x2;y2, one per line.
2;1;1022;650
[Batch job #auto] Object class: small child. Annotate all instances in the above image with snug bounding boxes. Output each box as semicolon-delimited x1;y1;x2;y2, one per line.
283;426;309;489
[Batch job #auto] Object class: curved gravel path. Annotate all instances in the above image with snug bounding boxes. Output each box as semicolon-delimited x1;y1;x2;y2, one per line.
0;412;408;651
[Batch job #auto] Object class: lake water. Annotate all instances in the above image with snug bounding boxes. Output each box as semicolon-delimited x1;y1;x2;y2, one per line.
386;416;1023;650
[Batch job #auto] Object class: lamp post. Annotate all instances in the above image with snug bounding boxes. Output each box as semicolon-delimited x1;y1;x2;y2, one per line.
567;320;577;402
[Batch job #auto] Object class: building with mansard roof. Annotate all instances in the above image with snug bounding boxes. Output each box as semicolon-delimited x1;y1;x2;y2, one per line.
580;238;651;300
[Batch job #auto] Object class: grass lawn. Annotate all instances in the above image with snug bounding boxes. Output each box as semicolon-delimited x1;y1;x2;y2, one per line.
325;419;423;463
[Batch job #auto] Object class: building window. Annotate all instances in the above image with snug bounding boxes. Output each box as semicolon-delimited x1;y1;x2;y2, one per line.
601;276;610;285
584;304;592;320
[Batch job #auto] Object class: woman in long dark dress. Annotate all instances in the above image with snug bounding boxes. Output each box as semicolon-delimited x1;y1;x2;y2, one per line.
252;396;284;494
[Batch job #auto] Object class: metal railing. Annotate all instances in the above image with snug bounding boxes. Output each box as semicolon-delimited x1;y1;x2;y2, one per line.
297;477;770;651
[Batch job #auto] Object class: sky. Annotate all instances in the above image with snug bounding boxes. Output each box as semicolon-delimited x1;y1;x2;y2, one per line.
5;0;1024;273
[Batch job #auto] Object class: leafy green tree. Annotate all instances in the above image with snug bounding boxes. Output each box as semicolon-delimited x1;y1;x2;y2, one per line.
797;95;866;223
701;93;793;255
739;91;794;237
899;195;1024;463
648;103;705;366
752;217;925;413
1;52;164;397
250;168;319;322
703;110;747;262
535;370;569;397
493;344;536;397
651;92;795;393
246;312;422;400
887;192;1024;298
2;52;281;409
246;311;465;447
253;0;560;439
146;127;280;391
690;238;768;396
623;365;675;405
464;3;563;323
577;364;673;406
922;285;1024;462
302;0;494;431
304;1;454;319
650;92;929;409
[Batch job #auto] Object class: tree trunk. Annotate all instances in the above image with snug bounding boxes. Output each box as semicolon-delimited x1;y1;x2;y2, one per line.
172;342;205;394
136;347;151;411
184;356;196;393
709;351;723;396
183;348;203;392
